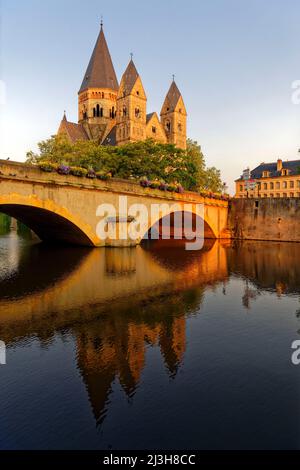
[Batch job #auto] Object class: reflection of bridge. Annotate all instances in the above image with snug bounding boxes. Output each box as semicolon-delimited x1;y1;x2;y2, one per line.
0;160;229;246
0;240;228;342
0;238;228;425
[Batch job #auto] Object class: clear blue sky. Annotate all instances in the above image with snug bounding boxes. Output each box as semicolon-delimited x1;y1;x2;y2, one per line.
1;0;300;192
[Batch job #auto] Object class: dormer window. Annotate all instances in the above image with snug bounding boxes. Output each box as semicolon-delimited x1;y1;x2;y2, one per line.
262;171;270;178
281;169;289;176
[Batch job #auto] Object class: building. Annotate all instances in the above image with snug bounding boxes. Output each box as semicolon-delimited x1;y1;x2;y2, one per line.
235;158;300;198
58;23;187;150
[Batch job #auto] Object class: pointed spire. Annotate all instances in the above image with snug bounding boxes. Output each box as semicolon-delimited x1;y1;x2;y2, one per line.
79;25;119;93
63;110;67;121
120;58;139;95
161;80;182;114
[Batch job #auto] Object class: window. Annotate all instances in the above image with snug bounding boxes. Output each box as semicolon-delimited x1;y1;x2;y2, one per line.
276;182;280;189
290;180;294;188
281;169;289;176
270;193;274;198
283;181;287;189
239;185;243;192
166;121;171;132
123;106;127;117
135;108;140;118
263;183;268;190
270;182;274;189
297;181;300;189
290;192;294;197
152;126;156;134
136;90;140;96
262;171;270;177
102;92;105;99
264;194;268;198
283;193;287;197
276;193;280;198
178;122;182;132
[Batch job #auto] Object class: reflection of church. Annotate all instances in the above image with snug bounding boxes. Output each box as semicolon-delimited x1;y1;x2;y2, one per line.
76;313;186;424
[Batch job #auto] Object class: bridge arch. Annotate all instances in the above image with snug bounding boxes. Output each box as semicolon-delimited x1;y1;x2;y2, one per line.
141;204;217;242
0;194;97;246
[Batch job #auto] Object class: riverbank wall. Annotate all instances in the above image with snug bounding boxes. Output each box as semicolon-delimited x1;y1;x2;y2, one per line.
229;198;300;242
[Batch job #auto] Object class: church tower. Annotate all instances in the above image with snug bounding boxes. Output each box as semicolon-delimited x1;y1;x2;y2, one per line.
116;59;147;146
160;80;187;150
78;22;119;141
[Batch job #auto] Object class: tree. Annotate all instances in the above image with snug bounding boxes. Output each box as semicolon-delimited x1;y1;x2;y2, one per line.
26;136;224;192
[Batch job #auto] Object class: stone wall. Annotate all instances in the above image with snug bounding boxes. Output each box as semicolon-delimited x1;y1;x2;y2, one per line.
229;198;300;242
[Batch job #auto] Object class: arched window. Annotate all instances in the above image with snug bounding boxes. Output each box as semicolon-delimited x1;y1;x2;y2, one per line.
96;104;100;117
93;108;96;118
166;120;171;132
135;108;140;118
123;106;127;117
112;107;115;119
178;122;182;132
102;92;105;99
100;107;103;117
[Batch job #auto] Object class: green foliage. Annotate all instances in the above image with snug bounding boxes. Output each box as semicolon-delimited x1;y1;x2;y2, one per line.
26;135;224;192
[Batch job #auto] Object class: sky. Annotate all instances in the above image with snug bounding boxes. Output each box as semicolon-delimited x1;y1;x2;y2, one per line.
1;0;300;193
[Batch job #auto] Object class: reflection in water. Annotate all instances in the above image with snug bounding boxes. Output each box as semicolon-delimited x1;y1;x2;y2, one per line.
0;234;300;449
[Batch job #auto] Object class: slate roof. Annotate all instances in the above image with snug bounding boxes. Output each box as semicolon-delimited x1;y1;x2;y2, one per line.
146;112;155;123
161;81;182;114
59;115;88;142
79;26;119;93
102;125;117;146
250;160;300;179
120;60;139;95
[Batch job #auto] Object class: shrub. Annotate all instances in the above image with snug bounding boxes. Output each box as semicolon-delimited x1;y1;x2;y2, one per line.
70;166;88;177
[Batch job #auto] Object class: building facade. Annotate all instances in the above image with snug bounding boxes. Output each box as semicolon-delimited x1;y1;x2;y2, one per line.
58;24;187;150
235;158;300;198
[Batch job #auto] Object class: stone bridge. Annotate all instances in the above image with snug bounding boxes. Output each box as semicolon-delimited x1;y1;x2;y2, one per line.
0;160;229;247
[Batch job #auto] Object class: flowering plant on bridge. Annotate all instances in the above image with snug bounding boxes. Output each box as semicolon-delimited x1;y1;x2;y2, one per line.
86;169;96;179
140;177;151;188
38;161;58;173
70;166;88;177
96;171;112;181
57;164;70;175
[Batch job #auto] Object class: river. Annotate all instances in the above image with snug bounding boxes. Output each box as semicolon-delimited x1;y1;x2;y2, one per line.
0;228;299;449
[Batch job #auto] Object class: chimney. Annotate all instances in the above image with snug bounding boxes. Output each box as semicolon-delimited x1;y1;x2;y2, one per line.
277;159;283;172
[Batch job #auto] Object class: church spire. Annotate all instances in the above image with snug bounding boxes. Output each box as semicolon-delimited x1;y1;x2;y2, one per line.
119;58;140;96
79;24;118;93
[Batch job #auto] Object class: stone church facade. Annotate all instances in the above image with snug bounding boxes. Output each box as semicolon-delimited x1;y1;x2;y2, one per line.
58;24;187;150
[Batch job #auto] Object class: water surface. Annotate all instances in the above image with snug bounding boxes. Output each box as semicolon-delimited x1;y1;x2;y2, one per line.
0;231;299;450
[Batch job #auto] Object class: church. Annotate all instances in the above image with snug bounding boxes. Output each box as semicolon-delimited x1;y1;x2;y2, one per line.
58;22;187;150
